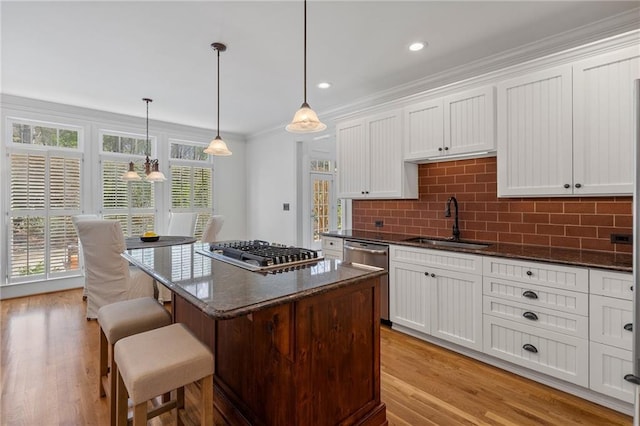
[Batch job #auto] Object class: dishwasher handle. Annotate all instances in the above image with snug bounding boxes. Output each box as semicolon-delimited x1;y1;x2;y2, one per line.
344;245;388;256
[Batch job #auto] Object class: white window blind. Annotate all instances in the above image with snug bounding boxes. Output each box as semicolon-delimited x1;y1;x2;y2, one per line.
169;140;213;240
8;150;83;282
100;129;156;236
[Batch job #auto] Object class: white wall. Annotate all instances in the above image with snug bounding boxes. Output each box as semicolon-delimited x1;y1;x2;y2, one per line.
245;129;299;245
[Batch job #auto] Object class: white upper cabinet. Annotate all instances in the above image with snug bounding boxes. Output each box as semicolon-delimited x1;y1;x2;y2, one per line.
404;98;444;160
573;47;640;196
498;45;640;197
337;109;418;199
497;65;573;197
404;85;495;161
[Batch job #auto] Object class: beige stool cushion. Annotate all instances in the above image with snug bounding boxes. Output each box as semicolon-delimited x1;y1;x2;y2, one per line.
98;297;172;344
114;323;214;404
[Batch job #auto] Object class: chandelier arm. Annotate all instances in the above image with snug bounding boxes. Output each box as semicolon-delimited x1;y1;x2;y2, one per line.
304;0;307;104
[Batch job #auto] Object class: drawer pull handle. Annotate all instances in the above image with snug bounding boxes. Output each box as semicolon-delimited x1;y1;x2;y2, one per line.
522;290;538;300
523;311;539;321
526;270;533;276
523;344;538;353
624;323;633;332
625;374;640;385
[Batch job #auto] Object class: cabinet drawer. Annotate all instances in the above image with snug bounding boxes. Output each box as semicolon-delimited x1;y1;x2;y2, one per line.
483;296;588;339
590;342;634;404
390;245;482;275
483;257;588;293
483;277;588;316
483;316;588;387
590;269;633;301
590;295;633;351
321;237;343;253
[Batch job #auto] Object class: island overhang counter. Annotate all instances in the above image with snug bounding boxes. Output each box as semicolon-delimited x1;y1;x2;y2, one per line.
123;243;388;426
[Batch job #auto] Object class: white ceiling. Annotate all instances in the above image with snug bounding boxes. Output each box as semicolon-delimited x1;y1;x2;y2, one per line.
2;1;639;137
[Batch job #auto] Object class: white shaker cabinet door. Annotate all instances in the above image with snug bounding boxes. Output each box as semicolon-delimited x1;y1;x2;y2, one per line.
444;85;496;156
497;65;573;197
336;119;368;198
404;98;444;160
389;260;431;334
367;109;404;198
573;46;640;196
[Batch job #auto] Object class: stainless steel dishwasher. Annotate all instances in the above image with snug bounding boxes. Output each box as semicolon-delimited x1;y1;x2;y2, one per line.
343;239;390;324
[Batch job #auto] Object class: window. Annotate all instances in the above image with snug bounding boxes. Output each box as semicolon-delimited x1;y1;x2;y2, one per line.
169;140;213;239
7;120;83;283
99;130;156;236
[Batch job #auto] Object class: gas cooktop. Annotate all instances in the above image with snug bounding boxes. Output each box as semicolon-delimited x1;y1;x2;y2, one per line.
198;240;322;272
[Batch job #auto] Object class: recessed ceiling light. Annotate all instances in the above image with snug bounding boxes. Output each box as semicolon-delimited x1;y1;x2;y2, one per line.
317;82;331;89
409;42;426;52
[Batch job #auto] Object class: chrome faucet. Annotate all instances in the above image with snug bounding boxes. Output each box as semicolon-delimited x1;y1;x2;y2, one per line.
444;196;460;241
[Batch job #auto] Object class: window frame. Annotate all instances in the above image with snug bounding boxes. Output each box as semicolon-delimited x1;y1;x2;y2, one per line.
5;117;85;284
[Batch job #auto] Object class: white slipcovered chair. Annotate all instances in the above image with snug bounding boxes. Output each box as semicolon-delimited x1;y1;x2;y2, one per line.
166;212;198;237
71;214;100;299
201;215;224;243
75;219;154;319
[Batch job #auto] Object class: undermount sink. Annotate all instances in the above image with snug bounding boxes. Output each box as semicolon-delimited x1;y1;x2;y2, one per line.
403;237;491;250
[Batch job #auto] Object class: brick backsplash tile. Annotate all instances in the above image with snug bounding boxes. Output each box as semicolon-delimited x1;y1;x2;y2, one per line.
352;157;632;253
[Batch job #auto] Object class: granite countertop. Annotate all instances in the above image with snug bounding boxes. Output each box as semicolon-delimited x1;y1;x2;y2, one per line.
123;242;386;320
322;229;632;272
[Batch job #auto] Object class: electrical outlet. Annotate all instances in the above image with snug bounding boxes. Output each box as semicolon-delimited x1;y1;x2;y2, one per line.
283;203;290;211
374;220;383;228
610;233;632;244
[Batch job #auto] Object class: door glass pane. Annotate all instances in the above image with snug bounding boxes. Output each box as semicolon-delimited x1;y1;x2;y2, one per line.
312;177;331;242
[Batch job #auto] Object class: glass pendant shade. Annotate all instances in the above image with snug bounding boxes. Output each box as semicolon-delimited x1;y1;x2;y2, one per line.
145;160;166;182
204;135;232;156
286;102;327;133
121;161;142;181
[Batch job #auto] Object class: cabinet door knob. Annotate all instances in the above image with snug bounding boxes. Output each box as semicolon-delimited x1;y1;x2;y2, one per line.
361;191;365;194
575;183;582;188
526;270;533;276
444;146;449;151
522;290;538;299
431;273;436;278
523;311;539;321
523;343;538;353
438;147;443;152
624;323;633;332
563;184;570;189
424;272;429;276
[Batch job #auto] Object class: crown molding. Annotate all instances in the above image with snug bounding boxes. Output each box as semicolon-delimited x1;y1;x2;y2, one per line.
251;6;640;136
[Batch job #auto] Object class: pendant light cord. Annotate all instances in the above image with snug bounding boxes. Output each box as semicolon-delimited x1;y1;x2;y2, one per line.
217;47;220;138
303;0;307;104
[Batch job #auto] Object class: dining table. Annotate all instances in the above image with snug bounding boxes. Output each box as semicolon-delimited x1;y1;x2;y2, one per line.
125;235;197;250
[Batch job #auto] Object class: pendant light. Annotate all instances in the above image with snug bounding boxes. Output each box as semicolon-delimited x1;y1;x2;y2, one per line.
141;98;166;182
204;42;232;156
120;98;166;182
286;0;326;133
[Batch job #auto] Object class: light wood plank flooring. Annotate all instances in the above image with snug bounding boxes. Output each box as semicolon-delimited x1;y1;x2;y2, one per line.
1;289;632;425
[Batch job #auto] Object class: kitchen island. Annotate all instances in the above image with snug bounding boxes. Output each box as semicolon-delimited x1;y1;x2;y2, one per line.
123;243;388;426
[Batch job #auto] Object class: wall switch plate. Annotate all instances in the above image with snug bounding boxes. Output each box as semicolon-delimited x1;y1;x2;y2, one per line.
610;233;632;244
374;220;383;227
283;203;290;211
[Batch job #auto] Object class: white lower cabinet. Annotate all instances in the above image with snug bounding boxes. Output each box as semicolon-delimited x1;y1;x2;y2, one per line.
589;342;634;404
390;246;634;406
483;316;589;387
321;236;343;261
389;245;483;351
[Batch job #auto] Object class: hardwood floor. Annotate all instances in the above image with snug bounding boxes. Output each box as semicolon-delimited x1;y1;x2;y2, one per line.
0;289;632;425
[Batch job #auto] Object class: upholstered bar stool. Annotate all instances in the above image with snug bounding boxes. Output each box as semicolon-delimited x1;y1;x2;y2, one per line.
114;323;214;426
98;297;172;426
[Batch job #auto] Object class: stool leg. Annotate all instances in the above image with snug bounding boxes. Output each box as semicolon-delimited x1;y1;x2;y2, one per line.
116;367;128;426
133;402;147;426
109;343;117;426
99;328;108;397
201;375;214;426
176;386;185;426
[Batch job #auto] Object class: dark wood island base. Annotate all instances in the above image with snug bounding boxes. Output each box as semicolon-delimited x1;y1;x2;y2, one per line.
173;276;387;426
